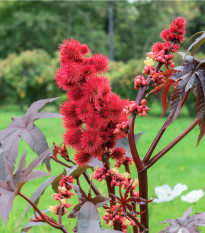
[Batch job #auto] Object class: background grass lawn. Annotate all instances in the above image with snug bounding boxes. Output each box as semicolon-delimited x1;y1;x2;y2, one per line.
0;107;205;233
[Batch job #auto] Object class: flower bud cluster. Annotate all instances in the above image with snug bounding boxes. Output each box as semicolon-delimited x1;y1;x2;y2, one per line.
123;99;150;116
134;75;149;89
103;207;135;233
149;44;175;69
141;17;186;86
144;65;165;86
94;163;111;182
110;168;131;188
49;175;74;216
161;17;186;43
114;156;133;168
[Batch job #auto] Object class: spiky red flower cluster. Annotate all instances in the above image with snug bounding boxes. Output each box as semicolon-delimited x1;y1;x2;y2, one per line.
122;99;150;116
141;17;186;86
49;175;74;216
134;75;149;89
111;147;126;160
55;38;129;165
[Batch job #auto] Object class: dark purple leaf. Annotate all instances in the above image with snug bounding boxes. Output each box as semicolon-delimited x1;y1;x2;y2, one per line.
0;132;20;179
159;207;205;233
186;31;205;56
0;97;61;179
23;148;51;177
88;158;104;169
77;202;121;233
68;183;110;219
21;210;49;232
117;132;144;158
0;188;15;226
68;203;82;219
21;222;47;233
195;73;205;145
163;77;192;128
0;150;49;225
163;54;205;144
92;196;110;208
69;183;87;200
65;165;88;179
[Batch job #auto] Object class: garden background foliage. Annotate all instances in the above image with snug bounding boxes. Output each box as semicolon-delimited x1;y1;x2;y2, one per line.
0;0;205;115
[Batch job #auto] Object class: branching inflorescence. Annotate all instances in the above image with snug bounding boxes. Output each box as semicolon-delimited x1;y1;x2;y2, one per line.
0;16;205;233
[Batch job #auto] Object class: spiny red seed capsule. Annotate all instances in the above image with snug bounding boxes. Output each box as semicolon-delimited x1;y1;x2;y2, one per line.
55;38;129;164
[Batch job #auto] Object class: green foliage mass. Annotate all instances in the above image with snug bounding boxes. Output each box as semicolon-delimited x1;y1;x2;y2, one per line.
0;1;204;61
0;1;109;59
0;49;61;107
0;0;204;114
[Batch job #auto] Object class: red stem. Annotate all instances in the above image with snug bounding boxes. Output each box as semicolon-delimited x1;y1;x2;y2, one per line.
124;161;137;233
128;114;145;172
51;156;72;168
59;206;63;225
102;157;115;202
127;212;147;232
138;170;149;231
83;171;101;196
102;157;121;231
147;118;198;168
128;61;164;232
143;123;166;164
19;193;69;233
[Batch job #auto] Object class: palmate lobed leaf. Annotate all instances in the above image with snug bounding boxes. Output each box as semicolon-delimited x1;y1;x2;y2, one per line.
65;165;88;179
77;202;121;233
68;183;110;219
186;31;205;56
0;97;61;179
117;132;144;158
159;207;205;233
0;149;49;225
162;53;205;144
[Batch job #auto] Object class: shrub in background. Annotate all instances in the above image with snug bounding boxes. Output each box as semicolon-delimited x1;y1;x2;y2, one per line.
0;49;62;108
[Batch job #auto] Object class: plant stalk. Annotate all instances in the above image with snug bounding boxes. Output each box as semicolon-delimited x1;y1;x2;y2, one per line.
138;169;149;232
19;193;70;233
127;212;147;232
147;118;198;168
